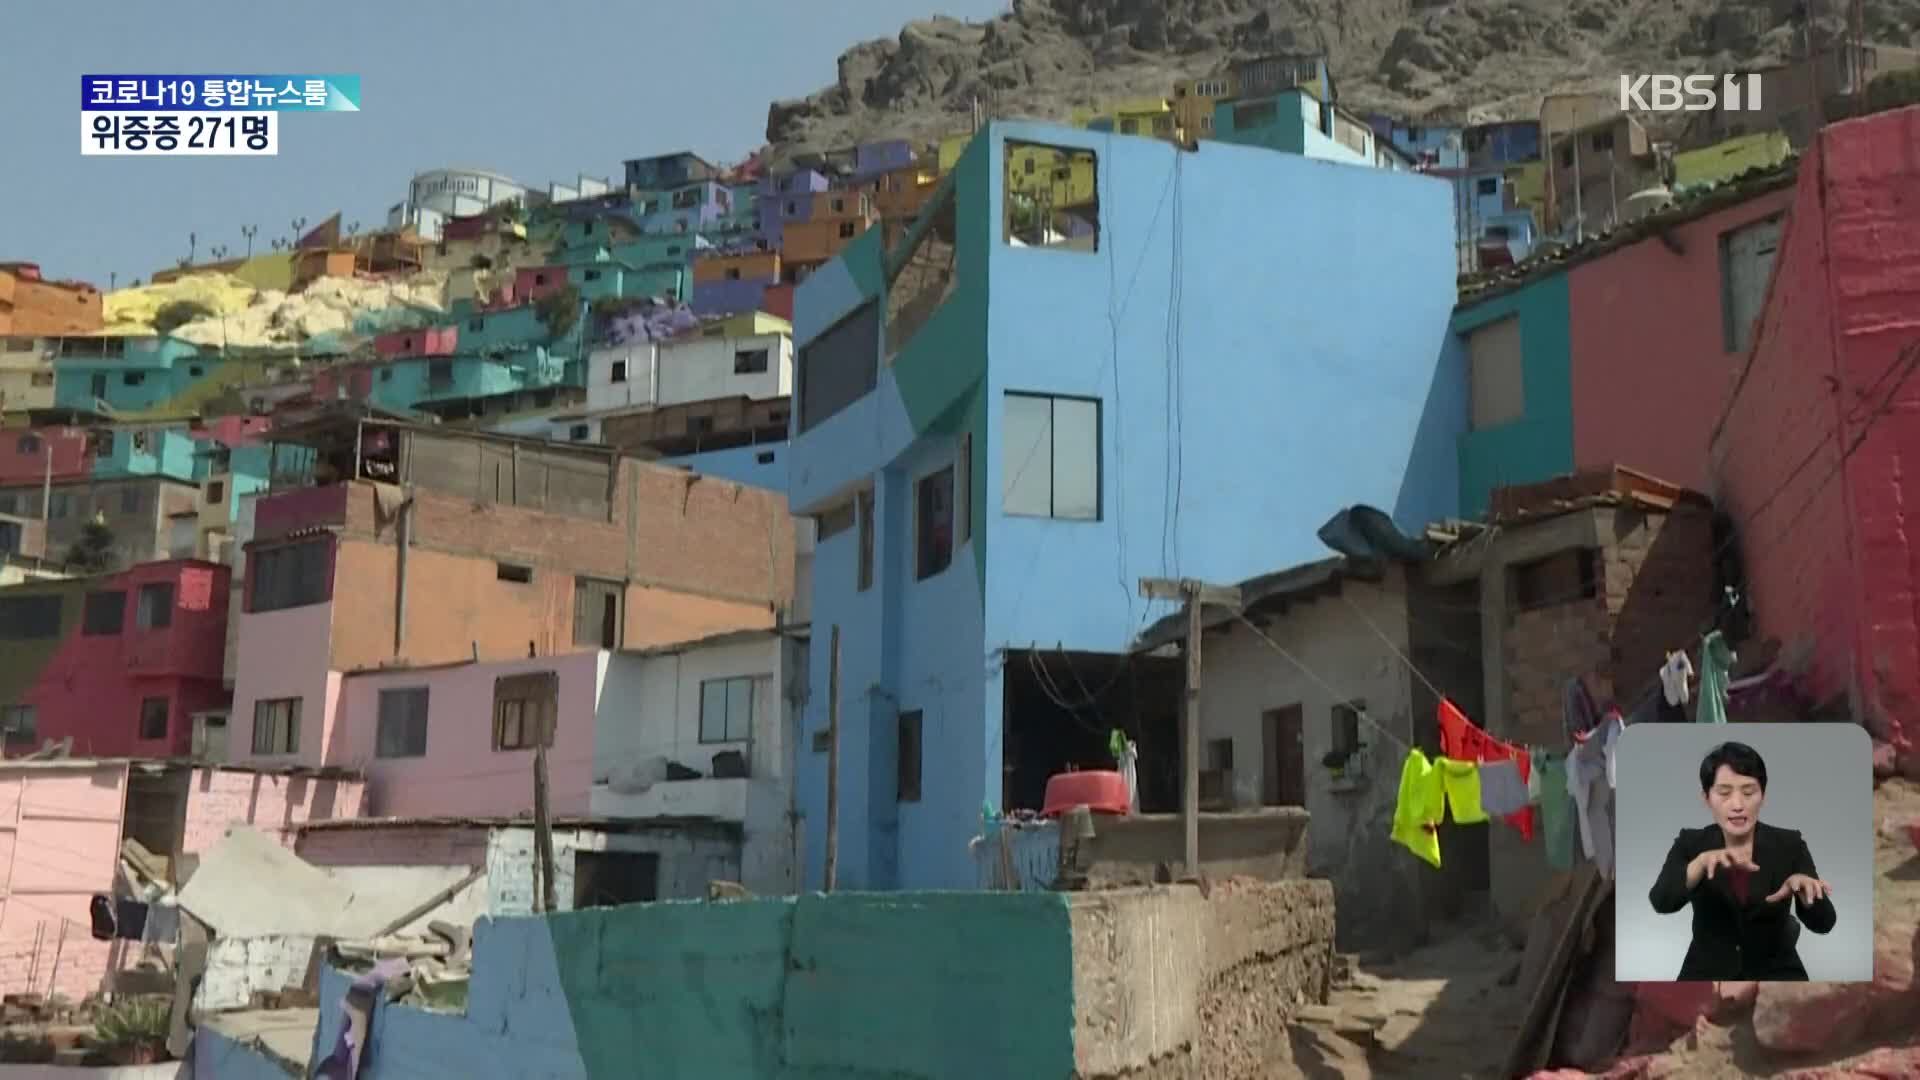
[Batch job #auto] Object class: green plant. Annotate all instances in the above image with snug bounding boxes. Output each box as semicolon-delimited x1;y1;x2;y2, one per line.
93;996;170;1049
66;514;118;574
536;284;582;340
152;299;216;335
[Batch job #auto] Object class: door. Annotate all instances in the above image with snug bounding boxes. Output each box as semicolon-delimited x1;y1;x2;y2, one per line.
1262;706;1306;807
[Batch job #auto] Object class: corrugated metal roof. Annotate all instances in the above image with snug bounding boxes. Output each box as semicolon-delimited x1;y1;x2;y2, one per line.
1456;157;1800;308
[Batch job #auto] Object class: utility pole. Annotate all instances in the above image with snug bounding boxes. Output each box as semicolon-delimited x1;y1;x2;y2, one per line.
1138;577;1242;877
823;626;842;892
532;740;557;913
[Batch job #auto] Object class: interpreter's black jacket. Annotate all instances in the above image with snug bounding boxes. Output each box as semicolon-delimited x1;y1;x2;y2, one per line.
1647;821;1837;981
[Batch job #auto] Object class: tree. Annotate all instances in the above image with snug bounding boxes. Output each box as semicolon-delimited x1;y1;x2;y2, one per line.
67;514;118;574
153;299;216;335
536;285;582;341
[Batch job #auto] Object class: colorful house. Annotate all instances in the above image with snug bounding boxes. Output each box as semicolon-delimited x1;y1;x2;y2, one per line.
782;192;879;271
0;558;231;756
1450;163;1795;515
1213;89;1384;167
0;263;103;338
0;336;57;416
1711;107;1920;772
622;152;718;192
51;336;211;414
757;168;833;251
1073;98;1177;140
691;250;783;317
783;119;1460;889
1172;73;1236;140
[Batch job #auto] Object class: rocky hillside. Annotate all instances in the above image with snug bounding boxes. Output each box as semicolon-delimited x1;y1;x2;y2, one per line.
765;0;1920;160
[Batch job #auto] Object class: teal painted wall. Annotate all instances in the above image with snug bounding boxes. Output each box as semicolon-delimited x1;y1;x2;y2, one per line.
313;891;1078;1079
1451;272;1575;517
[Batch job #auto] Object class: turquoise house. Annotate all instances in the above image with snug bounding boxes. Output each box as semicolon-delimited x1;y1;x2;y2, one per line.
367;349;571;413
89;426;203;482
1449;271;1574;516
52;336;211;413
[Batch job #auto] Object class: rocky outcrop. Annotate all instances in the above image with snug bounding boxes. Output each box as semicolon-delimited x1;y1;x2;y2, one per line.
763;0;1920;162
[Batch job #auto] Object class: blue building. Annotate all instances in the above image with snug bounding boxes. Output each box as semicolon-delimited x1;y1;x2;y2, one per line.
783;121;1462;890
1212;89;1402;169
52;336;210;413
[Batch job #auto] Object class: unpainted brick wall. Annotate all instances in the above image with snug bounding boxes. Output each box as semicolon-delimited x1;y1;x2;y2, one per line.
330;459;793;669
1503;507;1716;745
1710;107;1920;763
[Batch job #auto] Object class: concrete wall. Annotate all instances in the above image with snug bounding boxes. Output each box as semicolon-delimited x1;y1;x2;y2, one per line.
654;332;792;408
1567;188;1794;492
180;767;367;853
334;652;604;819
660;442;787;492
301;881;1333;1079
1711;107;1920;768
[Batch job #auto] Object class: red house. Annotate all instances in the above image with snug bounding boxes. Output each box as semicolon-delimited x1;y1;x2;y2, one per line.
1711;105;1920;776
0;560;231;757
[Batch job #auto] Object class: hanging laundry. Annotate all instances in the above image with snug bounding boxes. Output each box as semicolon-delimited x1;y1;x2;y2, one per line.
1438;698;1535;840
1562;677;1600;742
1696;631;1736;724
1436;757;1489;824
1478;758;1529;817
1392;750;1446;868
1536;754;1577;870
1526;747;1547;803
1661;651;1695;706
1567;734;1617;878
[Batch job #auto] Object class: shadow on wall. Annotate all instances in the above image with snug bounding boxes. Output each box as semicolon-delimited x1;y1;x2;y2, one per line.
1393;331;1470;534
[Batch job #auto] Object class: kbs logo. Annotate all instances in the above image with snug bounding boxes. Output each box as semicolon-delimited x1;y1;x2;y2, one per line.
1618;74;1763;112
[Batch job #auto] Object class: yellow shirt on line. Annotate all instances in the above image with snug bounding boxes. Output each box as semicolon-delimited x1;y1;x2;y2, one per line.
1391;749;1489;868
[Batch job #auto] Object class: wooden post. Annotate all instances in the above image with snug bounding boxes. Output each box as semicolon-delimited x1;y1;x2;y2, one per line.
533;741;557;914
823;625;842;892
1139;578;1241;879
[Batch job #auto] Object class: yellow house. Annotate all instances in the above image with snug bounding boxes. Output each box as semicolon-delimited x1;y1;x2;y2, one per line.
1503;160;1549;230
694;312;793;339
1172;74;1236;139
1671;132;1793;191
1072;97;1177;140
937;131;1097;208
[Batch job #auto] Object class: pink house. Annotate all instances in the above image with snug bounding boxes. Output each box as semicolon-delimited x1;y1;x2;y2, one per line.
0;759;364;1001
511;266;570;305
1;559;232;758
373;325;459;360
1711;105;1920;775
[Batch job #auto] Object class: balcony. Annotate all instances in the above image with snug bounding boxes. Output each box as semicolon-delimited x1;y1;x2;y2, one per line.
589;775;748;822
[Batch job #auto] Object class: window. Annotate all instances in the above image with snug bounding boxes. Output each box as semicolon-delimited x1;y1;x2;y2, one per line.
956;433;972;546
251;698;301;755
0;495;13;515
82;590;125;635
249;539;331;612
29;372;53;387
885;191;957;356
16;435;39;454
135;583;173;629
468;318;484;332
492;672;558;750
1721;216;1782;354
376;687;430;758
816;500;855;541
569;424;590;441
1200;116;1212;132
1330;701;1363;761
1514;548;1599;609
206;480;225;505
856;488;874;591
784;200;798;215
1233;101;1278;129
90;374;106;398
48;493;71;518
1119;118;1139;135
699;676;754;743
1003;141;1099;252
1476;177;1499;196
797;302;879;434
496;562;533;583
124;372;145;386
139;697;169;741
898;709;923;802
121;486;143;513
1001;393;1100;520
733;348;769;375
534;273;547;285
0;705;35;744
725;268;741;281
584;270;601;282
830;198;845;214
916;465;954;580
838;221;856;239
1466;316;1524;431
1591;131;1614;152
1559;146;1573;167
428;359;453;388
610;360;628;383
573;577;621;648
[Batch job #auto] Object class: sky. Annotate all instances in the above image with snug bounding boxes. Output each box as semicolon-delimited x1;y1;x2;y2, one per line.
0;0;1009;290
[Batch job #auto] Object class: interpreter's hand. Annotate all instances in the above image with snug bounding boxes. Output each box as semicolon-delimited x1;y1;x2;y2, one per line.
1765;873;1833;905
1691;847;1760;881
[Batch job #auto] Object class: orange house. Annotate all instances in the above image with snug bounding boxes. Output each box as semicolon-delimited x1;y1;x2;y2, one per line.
783;192;878;267
693;250;782;285
870;163;940;220
0;263;102;337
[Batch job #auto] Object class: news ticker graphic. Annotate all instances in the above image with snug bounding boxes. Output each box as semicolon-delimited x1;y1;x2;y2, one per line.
81;75;359;157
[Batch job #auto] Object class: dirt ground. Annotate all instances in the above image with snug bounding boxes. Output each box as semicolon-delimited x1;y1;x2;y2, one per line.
1273;779;1920;1080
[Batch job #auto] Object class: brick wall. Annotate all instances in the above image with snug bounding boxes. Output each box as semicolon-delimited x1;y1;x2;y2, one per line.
296;824;489;869
329;460;792;669
1710;106;1920;765
180;768;368;853
1503;507;1717;745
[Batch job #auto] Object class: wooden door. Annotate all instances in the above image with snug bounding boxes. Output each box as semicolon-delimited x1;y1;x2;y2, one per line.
1263;706;1306;807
